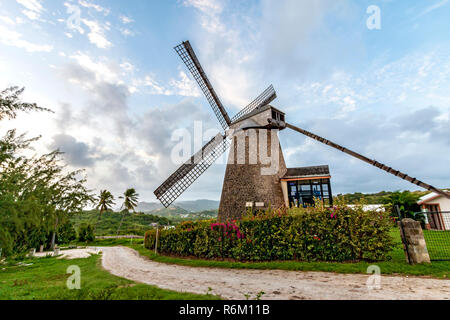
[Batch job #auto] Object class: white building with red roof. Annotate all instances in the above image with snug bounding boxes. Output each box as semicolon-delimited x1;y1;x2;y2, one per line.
418;190;450;230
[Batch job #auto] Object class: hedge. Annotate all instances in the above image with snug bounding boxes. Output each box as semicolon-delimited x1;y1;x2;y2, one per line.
144;203;395;262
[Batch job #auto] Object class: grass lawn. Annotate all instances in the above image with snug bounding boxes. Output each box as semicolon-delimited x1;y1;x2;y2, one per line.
0;253;220;300
68;237;145;247
124;228;449;279
423;230;450;261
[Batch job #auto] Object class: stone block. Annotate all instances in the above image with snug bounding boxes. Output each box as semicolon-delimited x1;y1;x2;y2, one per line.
398;218;431;264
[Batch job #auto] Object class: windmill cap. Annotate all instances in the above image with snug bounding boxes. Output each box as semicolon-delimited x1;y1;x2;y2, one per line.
231;104;283;125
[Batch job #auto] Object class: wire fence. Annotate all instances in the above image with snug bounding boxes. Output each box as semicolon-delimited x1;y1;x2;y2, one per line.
414;211;450;261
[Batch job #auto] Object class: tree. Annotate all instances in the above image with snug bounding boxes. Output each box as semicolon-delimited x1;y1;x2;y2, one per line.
116;188;139;235
0;86;51;120
96;190;115;220
383;191;421;219
0;86;94;256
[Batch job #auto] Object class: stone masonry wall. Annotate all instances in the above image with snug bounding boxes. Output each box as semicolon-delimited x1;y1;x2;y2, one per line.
218;129;287;221
398;218;431;264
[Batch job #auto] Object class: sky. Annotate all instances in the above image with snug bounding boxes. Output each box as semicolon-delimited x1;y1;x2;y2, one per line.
0;0;449;203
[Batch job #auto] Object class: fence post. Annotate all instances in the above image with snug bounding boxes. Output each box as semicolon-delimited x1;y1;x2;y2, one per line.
154;224;159;255
396;206;411;264
396;206;431;264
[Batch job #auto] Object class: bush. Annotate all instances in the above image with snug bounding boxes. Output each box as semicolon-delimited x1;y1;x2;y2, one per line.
57;221;77;244
78;224;95;242
144;202;395;262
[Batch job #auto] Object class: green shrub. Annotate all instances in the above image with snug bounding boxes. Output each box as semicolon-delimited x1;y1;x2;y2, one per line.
78;224;95;242
57;221;77;244
144;202;395;262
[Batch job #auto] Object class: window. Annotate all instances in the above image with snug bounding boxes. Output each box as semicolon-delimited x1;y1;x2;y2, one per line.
271;110;285;122
287;178;333;208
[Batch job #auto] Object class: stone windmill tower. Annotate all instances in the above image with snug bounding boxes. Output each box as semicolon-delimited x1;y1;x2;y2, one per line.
218;104;288;220
154;41;450;221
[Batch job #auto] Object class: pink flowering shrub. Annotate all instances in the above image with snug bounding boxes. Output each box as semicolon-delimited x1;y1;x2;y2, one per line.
144;200;394;262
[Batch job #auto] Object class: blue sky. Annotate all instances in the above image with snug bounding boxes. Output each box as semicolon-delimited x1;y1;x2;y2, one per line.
0;0;449;202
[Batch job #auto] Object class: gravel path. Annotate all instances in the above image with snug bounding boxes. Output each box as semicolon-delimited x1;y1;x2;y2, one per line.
101;246;450;300
35;248;101;259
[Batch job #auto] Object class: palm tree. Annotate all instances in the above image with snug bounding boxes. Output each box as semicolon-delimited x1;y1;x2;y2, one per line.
116;188;139;235
96;190;115;220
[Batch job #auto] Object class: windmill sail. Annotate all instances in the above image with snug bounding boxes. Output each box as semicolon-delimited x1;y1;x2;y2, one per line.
231;85;277;123
154;134;230;207
286;122;450;200
174;41;231;130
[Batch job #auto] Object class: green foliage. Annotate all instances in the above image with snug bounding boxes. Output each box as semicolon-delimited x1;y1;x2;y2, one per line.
96;190;115;217
56;221;77;244
0;87;94;256
382;191;421;218
145;201;395;262
116;188;140;235
71;210;170;236
0;86;51;121
337;190;428;207
78;224;95;242
119;188;139;212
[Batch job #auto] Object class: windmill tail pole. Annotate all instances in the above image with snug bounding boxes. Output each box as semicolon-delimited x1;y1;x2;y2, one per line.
286;122;450;200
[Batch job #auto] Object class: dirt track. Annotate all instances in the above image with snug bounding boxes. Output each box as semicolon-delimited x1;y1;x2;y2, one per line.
101;246;450;300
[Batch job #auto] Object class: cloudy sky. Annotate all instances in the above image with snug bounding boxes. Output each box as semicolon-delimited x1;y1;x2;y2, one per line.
0;0;449;203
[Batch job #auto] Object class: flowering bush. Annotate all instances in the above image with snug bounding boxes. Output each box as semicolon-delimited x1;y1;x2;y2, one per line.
144;201;394;262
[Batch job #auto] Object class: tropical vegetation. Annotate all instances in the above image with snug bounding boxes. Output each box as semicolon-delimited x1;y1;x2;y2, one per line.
0;87;94;257
116;188;139;235
145;199;395;262
95;190;116;222
70;210;170;237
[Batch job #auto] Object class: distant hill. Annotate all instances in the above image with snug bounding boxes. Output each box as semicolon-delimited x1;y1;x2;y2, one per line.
136;202;164;212
175;199;220;212
149;206;190;217
137;199;219;213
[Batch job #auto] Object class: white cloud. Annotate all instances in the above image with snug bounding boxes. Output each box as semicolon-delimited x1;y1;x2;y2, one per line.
16;0;43;20
120;28;135;37
22;9;39;20
183;0;225;34
16;0;43;13
119;15;134;24
183;0;222;14
0;24;53;52
169;71;202;97
68;52;121;85
130;71;203;97
416;0;449;18
120;61;135;73
0;16;16;25
78;0;110;15
132;75;173;96
82;19;112;49
294;49;450;118
181;0;259;109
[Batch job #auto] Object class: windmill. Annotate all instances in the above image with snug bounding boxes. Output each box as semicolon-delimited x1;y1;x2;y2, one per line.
154;40;450;221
